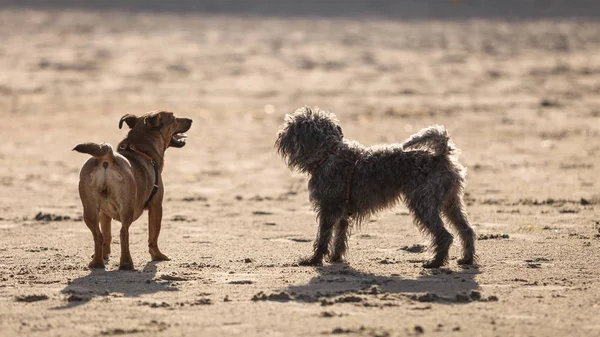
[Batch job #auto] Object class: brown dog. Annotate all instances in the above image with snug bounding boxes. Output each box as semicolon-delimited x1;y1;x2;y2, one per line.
73;111;192;270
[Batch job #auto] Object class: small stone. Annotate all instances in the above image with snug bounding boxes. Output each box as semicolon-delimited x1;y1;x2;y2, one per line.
369;285;381;295
415;293;438;302
160;274;187;281
15;294;49;302
470;290;482;301
332;328;351;334
336;295;362;303
540;98;558;107
455;293;471;303
400;244;426;253
267;291;292;302
413;325;424;334
229;280;253;285
251;292;267;301
194;298;212;305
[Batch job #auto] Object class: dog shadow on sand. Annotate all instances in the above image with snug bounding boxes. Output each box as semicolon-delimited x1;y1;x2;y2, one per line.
284;263;482;305
53;261;177;309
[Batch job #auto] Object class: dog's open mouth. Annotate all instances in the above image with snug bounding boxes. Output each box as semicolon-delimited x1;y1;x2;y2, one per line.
169;118;192;148
170;132;188;148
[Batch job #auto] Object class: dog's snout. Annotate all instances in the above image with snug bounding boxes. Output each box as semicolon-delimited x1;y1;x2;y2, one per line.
179;118;192;131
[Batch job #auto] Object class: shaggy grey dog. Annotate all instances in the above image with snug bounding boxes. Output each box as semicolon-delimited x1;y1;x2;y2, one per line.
275;107;475;268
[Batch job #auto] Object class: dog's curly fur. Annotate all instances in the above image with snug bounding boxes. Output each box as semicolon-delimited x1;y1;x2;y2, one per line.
275;107;476;268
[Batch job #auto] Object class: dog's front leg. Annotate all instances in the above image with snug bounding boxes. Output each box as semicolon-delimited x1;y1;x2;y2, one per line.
299;209;342;266
148;204;170;261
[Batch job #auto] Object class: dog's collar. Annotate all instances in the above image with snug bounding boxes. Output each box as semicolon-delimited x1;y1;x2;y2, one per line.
121;144;159;208
315;147;338;168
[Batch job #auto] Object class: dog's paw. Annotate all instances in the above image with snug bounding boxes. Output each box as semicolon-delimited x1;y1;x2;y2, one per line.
118;262;134;270
457;257;474;265
151;253;170;262
298;256;323;266
88;261;105;269
422;259;444;269
327;256;347;264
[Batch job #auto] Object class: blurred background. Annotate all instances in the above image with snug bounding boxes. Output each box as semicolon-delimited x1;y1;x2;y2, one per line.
0;0;598;215
1;0;599;115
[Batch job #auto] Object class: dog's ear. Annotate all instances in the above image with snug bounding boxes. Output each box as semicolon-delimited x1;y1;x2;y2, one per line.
337;125;344;137
119;114;137;129
143;112;162;129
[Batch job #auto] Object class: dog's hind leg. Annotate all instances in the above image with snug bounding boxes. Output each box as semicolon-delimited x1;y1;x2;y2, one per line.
329;218;350;263
83;208;105;269
100;211;111;260
148;204;170;261
443;193;476;265
118;211;135;270
409;202;453;268
299;208;342;266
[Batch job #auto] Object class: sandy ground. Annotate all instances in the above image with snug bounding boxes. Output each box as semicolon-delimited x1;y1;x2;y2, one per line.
0;4;599;337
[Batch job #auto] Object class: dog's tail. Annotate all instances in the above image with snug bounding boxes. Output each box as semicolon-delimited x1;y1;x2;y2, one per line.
402;125;457;156
73;142;115;161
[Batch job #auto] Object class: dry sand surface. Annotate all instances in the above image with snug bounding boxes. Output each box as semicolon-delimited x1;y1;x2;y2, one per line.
0;2;599;336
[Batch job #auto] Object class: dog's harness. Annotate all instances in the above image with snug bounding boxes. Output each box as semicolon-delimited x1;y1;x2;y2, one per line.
316;147;362;216
120;144;159;208
345;158;361;216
